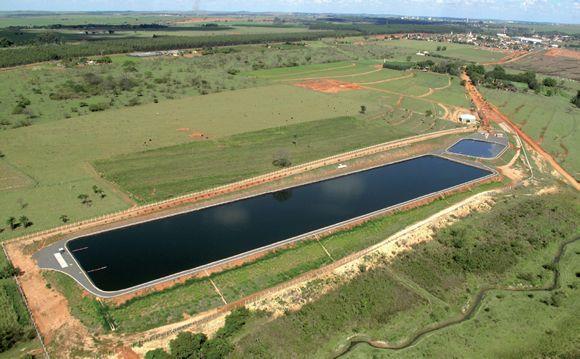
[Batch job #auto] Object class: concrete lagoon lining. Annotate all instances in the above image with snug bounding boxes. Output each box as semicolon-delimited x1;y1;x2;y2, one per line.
34;154;497;298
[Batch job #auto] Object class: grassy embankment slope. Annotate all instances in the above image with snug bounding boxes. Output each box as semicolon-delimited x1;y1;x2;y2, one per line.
230;192;580;358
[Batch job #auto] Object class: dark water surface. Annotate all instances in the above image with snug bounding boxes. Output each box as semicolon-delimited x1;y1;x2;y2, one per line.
68;155;492;292
447;139;506;159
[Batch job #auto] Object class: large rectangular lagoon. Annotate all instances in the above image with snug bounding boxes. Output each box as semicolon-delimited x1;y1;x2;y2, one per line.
67;155;494;292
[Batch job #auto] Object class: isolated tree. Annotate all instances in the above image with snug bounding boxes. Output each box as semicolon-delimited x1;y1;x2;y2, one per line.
272;150;292;168
436;46;442;51
59;214;70;223
0;150;4;158
406;55;412;62
19;216;32;228
425;109;433;117
77;194;92;206
442;46;447;51
6;217;17;230
360;105;367;114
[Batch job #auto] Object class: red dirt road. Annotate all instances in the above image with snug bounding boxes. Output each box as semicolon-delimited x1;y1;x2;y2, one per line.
463;72;579;190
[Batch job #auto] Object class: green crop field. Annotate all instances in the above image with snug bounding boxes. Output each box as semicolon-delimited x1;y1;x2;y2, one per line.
482;88;580;179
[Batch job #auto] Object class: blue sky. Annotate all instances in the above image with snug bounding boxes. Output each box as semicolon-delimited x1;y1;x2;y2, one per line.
1;1;579;24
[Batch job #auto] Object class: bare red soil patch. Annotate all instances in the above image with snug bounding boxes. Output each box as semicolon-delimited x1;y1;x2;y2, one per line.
294;79;363;94
545;48;580;60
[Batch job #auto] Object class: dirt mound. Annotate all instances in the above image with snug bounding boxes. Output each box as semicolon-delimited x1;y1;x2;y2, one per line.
545;48;580;60
294;79;363;94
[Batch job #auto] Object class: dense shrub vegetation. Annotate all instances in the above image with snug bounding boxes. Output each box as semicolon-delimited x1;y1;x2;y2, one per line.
145;308;250;359
231;192;579;357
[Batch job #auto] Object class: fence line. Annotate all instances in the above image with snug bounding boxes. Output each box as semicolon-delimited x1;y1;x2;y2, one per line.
7;127;472;246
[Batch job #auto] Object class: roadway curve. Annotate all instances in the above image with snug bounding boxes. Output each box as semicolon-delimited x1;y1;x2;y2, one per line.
333;237;579;357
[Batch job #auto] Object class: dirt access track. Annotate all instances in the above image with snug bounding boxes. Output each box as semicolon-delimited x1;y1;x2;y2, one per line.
462;71;579;191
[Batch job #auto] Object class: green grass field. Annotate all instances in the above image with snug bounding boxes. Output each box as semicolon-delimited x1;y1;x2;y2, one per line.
94;116;455;202
0;83;380;239
482;88;580;179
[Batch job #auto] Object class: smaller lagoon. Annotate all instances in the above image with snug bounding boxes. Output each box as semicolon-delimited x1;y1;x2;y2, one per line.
447;139;506;159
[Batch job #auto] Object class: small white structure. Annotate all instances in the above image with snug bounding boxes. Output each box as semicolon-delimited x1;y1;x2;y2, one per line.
459;113;478;125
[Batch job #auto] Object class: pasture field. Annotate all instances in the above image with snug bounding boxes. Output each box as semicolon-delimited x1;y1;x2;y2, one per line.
0;43;350;127
0;83;373;239
344;39;506;63
48;180;503;334
94;115;456;202
481;88;580;178
249;60;471;112
230;192;580;358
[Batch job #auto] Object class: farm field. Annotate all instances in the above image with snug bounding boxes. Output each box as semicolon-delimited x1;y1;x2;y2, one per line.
481;88;580;179
229;192;580;358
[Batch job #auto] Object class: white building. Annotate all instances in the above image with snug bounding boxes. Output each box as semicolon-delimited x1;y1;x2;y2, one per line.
459;113;478;125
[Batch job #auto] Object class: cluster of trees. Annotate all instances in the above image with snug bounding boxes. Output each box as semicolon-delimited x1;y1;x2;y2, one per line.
2;216;33;232
383;59;461;75
145;308;250;359
484;65;539;90
467;64;536;91
0;31;341;68
50;69;138;101
382;61;415;71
